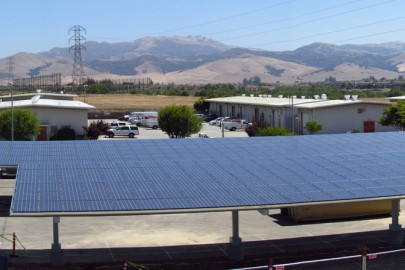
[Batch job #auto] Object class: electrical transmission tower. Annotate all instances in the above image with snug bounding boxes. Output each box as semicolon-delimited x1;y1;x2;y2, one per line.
6;56;14;85
69;25;86;99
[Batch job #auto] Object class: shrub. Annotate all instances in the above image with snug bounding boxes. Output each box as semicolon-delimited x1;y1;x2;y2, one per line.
57;128;76;140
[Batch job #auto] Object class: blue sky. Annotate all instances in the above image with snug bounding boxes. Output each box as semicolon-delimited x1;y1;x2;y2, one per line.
0;0;404;59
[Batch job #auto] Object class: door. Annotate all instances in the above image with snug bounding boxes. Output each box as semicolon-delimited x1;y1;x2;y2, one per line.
364;121;375;133
37;126;47;141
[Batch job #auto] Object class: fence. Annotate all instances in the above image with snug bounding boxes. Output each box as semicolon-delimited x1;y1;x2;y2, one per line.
231;247;405;270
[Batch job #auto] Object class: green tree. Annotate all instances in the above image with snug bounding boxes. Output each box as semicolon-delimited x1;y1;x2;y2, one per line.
83;120;110;140
245;121;269;137
0;108;40;140
256;126;292;136
304;121;323;135
87;83;110;94
158;105;203;138
379;101;405;131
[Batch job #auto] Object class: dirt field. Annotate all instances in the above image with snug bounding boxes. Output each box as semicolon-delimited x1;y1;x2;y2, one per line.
74;94;200;112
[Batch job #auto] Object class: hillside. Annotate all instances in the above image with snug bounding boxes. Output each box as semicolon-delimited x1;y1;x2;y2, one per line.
3;36;405;84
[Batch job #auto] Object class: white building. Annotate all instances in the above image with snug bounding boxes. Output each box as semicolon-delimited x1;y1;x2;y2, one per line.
0;92;95;140
206;94;395;135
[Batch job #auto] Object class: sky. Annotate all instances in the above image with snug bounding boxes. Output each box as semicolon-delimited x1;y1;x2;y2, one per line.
1;0;404;59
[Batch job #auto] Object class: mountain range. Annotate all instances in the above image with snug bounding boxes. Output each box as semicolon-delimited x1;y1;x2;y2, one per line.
2;35;405;85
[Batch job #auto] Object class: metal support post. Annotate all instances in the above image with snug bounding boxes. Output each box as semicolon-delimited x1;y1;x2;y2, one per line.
50;216;65;267
227;210;244;260
388;199;403;246
222;120;224;138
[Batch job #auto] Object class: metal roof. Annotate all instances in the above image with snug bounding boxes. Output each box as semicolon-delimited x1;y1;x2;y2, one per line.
6;132;405;217
206;96;390;108
0;99;95;110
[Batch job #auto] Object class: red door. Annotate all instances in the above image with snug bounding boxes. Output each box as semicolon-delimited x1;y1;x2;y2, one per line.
37;126;47;141
363;121;375;133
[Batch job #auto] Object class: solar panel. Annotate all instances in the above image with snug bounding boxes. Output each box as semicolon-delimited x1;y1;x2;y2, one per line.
6;131;405;216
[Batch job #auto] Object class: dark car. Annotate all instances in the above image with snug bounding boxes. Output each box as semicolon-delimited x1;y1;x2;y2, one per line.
204;114;218;122
0;167;17;179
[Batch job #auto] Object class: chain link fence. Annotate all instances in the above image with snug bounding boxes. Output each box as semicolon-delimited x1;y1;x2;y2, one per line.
231;247;405;270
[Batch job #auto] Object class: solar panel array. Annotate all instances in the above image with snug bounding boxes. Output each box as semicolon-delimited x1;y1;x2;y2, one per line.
4;132;405;215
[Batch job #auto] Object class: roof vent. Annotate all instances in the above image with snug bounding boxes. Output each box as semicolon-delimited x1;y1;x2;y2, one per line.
60;91;64;94
301;96;305;99
314;95;319;100
352;95;358;101
31;95;40;104
259;94;263;98
321;94;327;100
344;95;350;100
263;94;267;98
268;95;272;98
36;89;42;93
242;94;245;97
278;95;283;98
250;94;254;97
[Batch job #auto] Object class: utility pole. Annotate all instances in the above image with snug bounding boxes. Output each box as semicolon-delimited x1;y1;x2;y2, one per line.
69;25;86;94
6;57;15;141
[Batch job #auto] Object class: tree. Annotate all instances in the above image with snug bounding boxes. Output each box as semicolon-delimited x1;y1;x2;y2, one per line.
87;83;110;94
83;120;110;140
245;121;269;137
158;105;203;138
0;108;40;140
304;121;323;135
255;126;292;136
379;101;405;131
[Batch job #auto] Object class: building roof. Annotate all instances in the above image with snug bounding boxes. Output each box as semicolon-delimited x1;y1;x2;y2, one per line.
386;96;405;101
0;98;95;110
0;93;77;101
206;95;390;109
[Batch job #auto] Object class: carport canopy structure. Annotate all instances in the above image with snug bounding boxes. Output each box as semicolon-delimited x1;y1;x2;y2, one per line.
2;132;405;265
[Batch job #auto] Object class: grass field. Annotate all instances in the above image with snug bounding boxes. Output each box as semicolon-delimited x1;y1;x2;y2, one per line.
74;94;200;112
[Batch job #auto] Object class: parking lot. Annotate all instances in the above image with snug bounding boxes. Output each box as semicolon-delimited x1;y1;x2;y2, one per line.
99;120;249;140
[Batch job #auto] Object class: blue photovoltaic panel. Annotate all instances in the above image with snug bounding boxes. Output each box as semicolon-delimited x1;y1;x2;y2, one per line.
5;132;405;216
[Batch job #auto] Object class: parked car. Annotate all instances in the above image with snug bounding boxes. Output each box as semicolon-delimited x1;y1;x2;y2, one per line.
204;114;218;122
195;114;205;119
0;167;17;179
223;119;251;131
209;117;224;126
219;116;237;127
108;122;127;128
107;126;139;138
198;133;212;138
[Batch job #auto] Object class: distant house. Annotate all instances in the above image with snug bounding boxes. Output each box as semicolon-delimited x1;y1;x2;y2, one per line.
0;91;95;140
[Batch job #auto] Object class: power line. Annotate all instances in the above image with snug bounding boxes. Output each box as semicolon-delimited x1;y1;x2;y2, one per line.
203;0;362;36
87;0;297;41
219;0;396;42
250;16;405;47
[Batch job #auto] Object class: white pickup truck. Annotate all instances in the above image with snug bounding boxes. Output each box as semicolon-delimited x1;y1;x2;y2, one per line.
223;119;251;131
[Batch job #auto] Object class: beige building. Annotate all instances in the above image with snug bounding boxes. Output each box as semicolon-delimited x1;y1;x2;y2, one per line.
0;92;95;140
206;94;395;135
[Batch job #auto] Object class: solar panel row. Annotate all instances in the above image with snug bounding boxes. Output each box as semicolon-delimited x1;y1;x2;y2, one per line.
5;132;405;215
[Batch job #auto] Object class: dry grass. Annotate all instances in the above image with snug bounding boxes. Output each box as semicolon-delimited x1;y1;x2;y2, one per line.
74;94;200;112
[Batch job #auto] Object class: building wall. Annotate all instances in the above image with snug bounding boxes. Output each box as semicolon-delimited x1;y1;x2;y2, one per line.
209;102;289;127
209;100;394;135
0;106;88;139
300;103;395;135
30;107;88;138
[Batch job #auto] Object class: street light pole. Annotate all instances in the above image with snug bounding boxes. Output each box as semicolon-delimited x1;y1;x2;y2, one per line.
8;82;14;141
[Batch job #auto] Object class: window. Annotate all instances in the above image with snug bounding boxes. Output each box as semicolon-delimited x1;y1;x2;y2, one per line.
122;126;129;130
50;126;57;136
357;108;363;114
